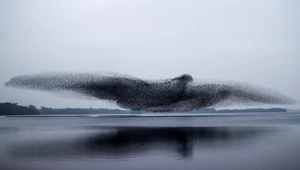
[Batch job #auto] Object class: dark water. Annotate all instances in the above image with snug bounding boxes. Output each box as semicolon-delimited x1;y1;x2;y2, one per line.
1;113;300;170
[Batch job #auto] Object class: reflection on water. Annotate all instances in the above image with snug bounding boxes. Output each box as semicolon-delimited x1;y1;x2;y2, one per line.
1;115;300;170
10;127;272;159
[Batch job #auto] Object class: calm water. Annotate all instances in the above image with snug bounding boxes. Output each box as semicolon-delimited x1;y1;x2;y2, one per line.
1;113;300;170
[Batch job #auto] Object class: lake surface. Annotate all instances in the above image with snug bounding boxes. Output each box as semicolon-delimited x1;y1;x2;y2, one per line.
1;112;300;170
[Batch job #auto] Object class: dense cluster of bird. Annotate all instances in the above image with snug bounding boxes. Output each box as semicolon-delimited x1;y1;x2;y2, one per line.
5;72;294;112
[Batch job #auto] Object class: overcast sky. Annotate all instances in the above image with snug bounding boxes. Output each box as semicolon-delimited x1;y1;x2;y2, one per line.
0;0;299;109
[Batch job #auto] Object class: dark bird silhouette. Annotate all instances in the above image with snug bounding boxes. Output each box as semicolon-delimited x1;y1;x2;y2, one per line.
5;72;295;112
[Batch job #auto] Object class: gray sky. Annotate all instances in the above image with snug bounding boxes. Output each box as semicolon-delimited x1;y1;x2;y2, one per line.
0;0;299;109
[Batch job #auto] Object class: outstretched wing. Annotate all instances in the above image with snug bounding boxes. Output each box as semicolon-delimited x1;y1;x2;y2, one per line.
5;72;145;101
140;82;295;112
179;82;294;110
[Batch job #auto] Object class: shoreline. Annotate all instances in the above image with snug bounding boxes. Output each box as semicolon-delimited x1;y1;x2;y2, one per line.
2;112;292;118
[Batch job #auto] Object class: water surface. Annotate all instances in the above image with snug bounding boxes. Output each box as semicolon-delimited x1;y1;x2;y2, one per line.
1;113;300;170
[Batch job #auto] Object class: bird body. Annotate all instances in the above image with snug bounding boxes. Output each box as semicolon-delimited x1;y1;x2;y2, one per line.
5;72;294;112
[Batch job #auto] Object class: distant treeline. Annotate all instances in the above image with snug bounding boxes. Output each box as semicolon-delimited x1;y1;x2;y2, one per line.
40;107;287;114
40;107;131;114
0;102;287;115
0;102;40;115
